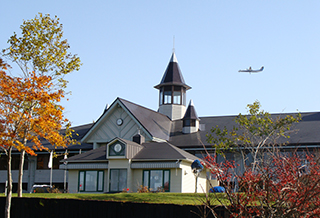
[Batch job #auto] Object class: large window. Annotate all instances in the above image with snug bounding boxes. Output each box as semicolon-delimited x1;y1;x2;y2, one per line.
143;170;170;192
110;169;127;192
0;155;28;170
78;170;104;192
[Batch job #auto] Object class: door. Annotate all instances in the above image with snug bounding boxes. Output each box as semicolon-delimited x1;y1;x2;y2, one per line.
110;169;127;192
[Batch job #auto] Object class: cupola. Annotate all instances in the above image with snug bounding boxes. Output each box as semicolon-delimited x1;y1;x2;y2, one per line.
154;52;191;120
182;100;200;134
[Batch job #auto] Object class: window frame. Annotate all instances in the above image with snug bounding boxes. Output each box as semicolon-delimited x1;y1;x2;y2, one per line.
159;86;186;106
142;169;170;192
78;170;104;192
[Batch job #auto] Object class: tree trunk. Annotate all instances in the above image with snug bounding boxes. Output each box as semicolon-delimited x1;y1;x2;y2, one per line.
18;148;26;197
5;146;13;218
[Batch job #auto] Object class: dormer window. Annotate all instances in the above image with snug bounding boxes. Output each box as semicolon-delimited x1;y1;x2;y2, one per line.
109;141;125;157
183;119;196;127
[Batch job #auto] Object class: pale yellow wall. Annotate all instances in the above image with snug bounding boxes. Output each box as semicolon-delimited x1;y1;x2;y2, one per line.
68;170;79;193
108;159;130;168
169;168;182;192
131;169;143;192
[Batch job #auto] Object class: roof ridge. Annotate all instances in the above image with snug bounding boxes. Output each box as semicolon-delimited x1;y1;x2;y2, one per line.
118;98;171;120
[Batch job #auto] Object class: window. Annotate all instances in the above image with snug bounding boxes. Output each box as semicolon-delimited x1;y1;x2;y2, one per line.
163;86;172;104
183;119;195;127
173;91;181;104
78;170;104;192
110;169;127;192
109;142;125;156
143;170;170;192
159;89;163;105
0;155;28;170
37;154;49;169
173;86;181;104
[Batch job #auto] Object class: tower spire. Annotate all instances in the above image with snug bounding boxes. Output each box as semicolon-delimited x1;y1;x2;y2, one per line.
154;51;191;120
172;36;175;53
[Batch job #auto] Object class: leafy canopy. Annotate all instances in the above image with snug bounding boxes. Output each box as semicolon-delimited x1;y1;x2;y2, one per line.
2;13;81;88
206;100;301;154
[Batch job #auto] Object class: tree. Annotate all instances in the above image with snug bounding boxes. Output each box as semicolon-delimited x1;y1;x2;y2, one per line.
199;101;320;217
202;151;320;217
206;100;301;172
2;13;81;197
0;58;75;218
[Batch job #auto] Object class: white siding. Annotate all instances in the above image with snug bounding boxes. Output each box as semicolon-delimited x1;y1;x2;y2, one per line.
158;104;186;121
86;107;152;143
34;170;64;183
0;170;29;183
180;161;207;193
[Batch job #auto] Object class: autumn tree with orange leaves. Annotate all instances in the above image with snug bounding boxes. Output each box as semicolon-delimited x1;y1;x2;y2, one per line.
0;58;76;218
1;13;81;218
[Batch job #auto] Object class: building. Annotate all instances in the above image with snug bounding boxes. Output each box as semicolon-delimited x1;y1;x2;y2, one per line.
1;52;320;193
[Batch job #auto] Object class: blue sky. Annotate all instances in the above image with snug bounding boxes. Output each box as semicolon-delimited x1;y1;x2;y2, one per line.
1;1;320;126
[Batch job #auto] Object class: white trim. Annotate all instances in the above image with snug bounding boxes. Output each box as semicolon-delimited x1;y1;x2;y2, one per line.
131;161;180;169
60;163;108;170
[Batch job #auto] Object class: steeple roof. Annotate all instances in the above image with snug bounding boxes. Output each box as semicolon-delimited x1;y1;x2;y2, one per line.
183;100;199;120
154;52;191;90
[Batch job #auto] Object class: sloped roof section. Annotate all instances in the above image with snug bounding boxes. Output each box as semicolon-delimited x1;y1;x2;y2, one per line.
132;141;197;161
154;52;191;90
66;145;107;162
119;98;172;141
27;123;93;151
169;112;320;149
183;100;200;120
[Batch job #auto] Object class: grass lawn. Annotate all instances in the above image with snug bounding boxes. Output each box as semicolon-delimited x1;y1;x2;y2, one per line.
0;192;227;205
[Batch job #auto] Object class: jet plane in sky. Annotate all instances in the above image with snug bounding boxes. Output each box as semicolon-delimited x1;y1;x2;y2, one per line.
238;66;264;73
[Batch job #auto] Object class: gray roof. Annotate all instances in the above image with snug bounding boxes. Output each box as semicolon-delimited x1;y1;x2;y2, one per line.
132;141;198;161
154;52;191;90
66;139;198;163
169;112;320;149
64;111;320;163
25;123;93;152
119;98;172;140
67;145;107;162
183;100;199;120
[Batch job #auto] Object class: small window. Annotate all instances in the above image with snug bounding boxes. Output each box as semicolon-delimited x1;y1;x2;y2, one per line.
173;91;181;104
159;88;163;105
183;119;195;127
163;91;172;104
173;86;181;104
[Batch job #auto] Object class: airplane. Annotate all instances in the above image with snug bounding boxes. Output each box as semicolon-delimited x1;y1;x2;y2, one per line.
238;66;264;73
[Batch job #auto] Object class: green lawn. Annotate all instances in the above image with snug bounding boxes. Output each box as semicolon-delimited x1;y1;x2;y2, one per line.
0;192;227;205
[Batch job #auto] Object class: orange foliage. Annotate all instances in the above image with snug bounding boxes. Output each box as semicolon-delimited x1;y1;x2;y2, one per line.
0;59;70;155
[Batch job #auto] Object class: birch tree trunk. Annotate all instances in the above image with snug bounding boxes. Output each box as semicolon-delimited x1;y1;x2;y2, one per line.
5;146;13;218
18;148;26;197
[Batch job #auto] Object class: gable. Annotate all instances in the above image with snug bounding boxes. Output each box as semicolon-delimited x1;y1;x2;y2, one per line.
82;99;153;144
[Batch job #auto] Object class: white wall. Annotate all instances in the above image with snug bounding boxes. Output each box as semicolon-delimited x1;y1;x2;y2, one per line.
180;161;207;193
